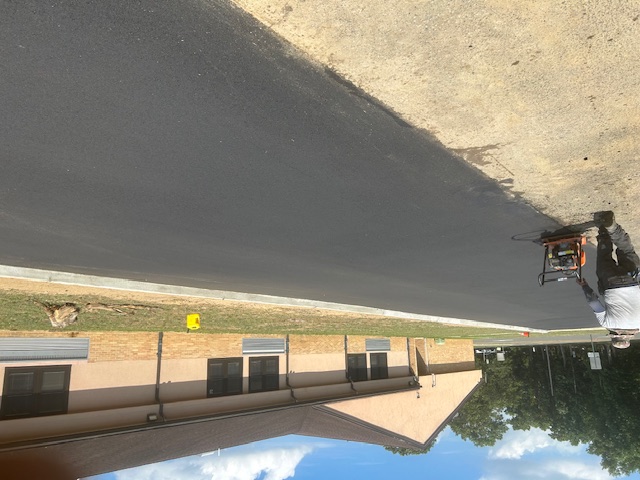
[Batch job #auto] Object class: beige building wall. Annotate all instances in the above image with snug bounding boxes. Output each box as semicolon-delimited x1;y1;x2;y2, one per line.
387;351;411;376
0;330;480;447
1;332;470;414
289;353;346;386
160;358;207;403
69;360;157;412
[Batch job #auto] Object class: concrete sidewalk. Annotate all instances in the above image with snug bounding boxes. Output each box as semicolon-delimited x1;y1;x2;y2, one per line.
474;332;620;348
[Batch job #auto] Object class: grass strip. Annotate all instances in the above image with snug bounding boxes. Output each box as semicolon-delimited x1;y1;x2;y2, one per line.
1;289;521;339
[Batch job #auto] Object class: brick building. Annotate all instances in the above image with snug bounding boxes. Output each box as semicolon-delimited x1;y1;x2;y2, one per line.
0;330;481;477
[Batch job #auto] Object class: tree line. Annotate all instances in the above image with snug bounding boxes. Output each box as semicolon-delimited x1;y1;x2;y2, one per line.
448;343;640;476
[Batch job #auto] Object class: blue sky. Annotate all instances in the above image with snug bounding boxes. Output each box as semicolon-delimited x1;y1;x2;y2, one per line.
87;427;640;480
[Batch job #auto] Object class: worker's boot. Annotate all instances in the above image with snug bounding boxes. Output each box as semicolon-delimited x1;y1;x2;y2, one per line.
597;227;613;252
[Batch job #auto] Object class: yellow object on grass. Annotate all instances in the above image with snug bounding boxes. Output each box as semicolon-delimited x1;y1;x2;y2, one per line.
186;313;201;330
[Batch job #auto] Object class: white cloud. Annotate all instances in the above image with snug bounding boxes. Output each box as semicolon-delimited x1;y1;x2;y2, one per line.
482;429;613;480
112;445;313;480
480;458;615;480
489;428;582;460
551;460;614;480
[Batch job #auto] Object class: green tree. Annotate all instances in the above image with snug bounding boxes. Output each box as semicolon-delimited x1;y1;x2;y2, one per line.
450;343;640;477
384;442;434;456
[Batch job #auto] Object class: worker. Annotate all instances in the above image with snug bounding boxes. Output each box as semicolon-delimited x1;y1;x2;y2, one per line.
578;211;640;349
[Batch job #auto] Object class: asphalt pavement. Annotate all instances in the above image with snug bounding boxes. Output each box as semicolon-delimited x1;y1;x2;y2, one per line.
0;0;600;329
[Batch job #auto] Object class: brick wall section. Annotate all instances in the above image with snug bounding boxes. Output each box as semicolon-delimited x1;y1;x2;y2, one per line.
289;335;344;354
426;338;475;374
426;339;474;364
161;333;285;359
88;332;157;362
346;335;365;353
0;330;75;340
0;330;158;363
390;337;407;352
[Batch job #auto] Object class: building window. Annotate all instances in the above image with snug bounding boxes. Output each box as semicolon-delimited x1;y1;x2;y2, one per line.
248;356;279;393
1;365;71;420
370;353;389;380
365;338;391;352
207;358;243;397
347;353;368;382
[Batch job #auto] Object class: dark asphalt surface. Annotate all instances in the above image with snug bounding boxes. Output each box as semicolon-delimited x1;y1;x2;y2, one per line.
0;0;598;329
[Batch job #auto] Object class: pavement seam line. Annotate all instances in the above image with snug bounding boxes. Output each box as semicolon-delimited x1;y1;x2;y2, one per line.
0;265;548;333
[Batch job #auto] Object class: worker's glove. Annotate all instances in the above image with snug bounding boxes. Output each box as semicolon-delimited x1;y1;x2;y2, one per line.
578;280;599;303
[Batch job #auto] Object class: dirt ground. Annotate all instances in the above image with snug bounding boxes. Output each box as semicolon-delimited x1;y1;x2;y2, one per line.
228;0;640;242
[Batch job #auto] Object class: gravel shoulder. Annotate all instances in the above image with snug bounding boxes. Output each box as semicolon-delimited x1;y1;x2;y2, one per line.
228;0;640;239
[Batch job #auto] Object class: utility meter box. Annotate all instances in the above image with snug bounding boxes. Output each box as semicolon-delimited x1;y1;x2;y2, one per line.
588;352;602;370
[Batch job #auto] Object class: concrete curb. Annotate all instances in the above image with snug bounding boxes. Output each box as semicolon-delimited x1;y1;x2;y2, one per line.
0;265;548;333
550;327;609;333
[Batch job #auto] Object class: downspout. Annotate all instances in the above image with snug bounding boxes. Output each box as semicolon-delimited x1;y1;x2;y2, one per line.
344;335;357;392
285;335;297;402
406;337;415;377
424;337;429;374
155;331;165;420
